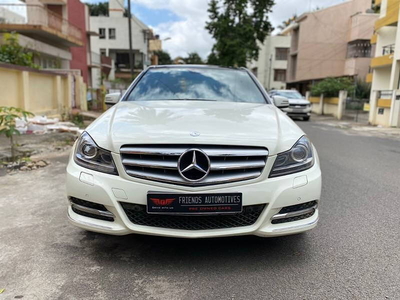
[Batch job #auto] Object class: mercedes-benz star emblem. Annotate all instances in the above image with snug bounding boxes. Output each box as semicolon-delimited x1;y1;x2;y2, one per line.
178;149;210;182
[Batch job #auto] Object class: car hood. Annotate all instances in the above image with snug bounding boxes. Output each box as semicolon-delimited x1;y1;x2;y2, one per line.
86;101;304;156
287;98;310;105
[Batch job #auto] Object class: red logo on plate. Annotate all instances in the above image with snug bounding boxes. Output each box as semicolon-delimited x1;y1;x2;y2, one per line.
150;198;176;206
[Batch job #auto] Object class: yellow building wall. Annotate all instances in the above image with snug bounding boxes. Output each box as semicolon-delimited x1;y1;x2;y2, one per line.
0;64;86;116
0;67;21;107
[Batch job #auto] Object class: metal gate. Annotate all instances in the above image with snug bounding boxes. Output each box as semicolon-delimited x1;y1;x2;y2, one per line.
343;98;369;124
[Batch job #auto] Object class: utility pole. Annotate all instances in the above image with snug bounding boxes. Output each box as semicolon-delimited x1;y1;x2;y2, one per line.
127;0;134;78
268;54;273;91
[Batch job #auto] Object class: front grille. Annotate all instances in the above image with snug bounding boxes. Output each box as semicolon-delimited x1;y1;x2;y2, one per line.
289;104;308;108
120;144;268;186
120;203;266;230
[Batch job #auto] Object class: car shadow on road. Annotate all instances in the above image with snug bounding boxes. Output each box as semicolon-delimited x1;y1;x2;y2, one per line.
77;231;314;271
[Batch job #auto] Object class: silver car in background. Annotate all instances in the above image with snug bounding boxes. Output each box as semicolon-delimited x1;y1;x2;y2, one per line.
270;90;311;121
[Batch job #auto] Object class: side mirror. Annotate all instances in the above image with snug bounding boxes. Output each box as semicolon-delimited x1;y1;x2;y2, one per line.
105;93;121;107
272;96;290;108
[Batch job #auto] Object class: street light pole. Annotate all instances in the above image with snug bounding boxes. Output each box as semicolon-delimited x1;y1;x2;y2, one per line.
127;0;134;78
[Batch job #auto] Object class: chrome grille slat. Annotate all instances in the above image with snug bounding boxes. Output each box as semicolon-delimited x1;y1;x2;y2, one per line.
210;160;266;170
125;169;262;186
122;158;178;170
120;144;268;186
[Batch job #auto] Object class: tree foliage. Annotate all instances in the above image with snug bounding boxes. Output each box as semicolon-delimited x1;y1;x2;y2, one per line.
0;106;34;159
355;79;371;100
184;52;203;64
277;14;297;31
311;77;355;97
0;33;39;69
205;0;275;67
154;50;172;65
87;2;109;16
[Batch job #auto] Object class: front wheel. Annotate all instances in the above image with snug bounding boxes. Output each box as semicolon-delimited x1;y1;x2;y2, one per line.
303;116;310;121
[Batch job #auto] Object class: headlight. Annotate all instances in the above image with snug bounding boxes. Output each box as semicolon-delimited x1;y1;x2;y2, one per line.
269;136;314;178
74;132;118;175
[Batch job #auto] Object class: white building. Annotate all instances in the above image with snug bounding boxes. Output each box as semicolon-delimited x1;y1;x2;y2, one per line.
248;35;291;91
90;0;151;81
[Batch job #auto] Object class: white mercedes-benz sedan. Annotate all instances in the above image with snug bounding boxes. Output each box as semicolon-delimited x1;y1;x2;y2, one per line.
66;65;321;238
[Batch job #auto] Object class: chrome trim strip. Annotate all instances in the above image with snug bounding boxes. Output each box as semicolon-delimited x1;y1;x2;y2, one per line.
271;204;318;221
272;216;319;232
120;146;269;157
71;202;115;218
68;212;114;230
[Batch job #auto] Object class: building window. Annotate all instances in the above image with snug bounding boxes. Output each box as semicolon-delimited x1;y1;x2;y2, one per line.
100;48;107;56
99;28;106;39
109;28;116;40
116;52;131;69
274;69;286;82
275;48;289;61
347;40;372;58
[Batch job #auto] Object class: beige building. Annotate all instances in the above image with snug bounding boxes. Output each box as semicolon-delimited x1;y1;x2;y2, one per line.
368;0;400;127
284;0;378;95
248;35;291;91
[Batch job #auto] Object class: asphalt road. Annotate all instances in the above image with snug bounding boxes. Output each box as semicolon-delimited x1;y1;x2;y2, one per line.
1;121;400;300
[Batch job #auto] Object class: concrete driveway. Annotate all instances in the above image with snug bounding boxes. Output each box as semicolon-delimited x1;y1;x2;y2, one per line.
1;121;399;299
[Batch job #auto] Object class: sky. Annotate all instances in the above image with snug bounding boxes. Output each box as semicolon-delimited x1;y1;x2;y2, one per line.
101;0;349;59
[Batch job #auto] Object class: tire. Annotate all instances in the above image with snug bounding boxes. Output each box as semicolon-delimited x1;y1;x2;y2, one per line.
303;116;310;121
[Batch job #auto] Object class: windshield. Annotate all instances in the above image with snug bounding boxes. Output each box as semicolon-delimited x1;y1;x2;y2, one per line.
126;67;267;104
275;91;303;99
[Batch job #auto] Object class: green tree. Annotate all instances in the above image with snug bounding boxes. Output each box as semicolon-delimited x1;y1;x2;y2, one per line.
355;79;371;100
0;106;34;160
87;2;109;16
0;33;39;69
184;52;203;64
207;52;220;65
311;77;355;97
205;0;275;67
154;50;172;65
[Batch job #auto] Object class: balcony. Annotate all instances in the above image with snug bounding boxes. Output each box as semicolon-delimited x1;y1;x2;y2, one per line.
0;4;83;47
377;90;393;108
382;44;395;55
375;1;399;30
89;52;101;68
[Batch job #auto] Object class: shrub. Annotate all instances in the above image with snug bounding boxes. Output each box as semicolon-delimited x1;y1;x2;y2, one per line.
311;77;355;97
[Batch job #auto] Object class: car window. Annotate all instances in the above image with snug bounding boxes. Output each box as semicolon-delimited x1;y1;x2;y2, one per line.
276;91;303;99
126;68;267;104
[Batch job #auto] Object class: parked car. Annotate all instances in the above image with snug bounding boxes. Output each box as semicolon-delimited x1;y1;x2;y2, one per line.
269;90;312;121
66;65;321;238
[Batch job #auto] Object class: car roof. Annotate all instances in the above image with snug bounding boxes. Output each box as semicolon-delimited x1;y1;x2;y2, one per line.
149;64;246;71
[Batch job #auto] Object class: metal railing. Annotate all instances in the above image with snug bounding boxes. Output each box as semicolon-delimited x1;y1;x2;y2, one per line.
378;90;393;99
382;44;395;56
0;4;82;41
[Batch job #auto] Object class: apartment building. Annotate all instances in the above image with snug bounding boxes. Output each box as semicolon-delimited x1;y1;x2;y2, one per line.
368;0;400;127
284;0;378;95
0;0;83;69
90;0;151;80
248;35;291;91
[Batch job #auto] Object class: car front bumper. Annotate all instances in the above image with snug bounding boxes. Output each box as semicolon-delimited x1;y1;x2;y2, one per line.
66;149;322;238
283;106;312;117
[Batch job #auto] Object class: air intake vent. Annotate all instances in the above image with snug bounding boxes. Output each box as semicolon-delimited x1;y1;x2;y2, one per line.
120;203;266;230
120;144;268;186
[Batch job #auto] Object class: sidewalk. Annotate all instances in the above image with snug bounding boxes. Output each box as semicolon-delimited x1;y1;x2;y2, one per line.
310;114;400;140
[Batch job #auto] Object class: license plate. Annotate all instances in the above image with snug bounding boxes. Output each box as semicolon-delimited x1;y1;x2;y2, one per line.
147;192;242;215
